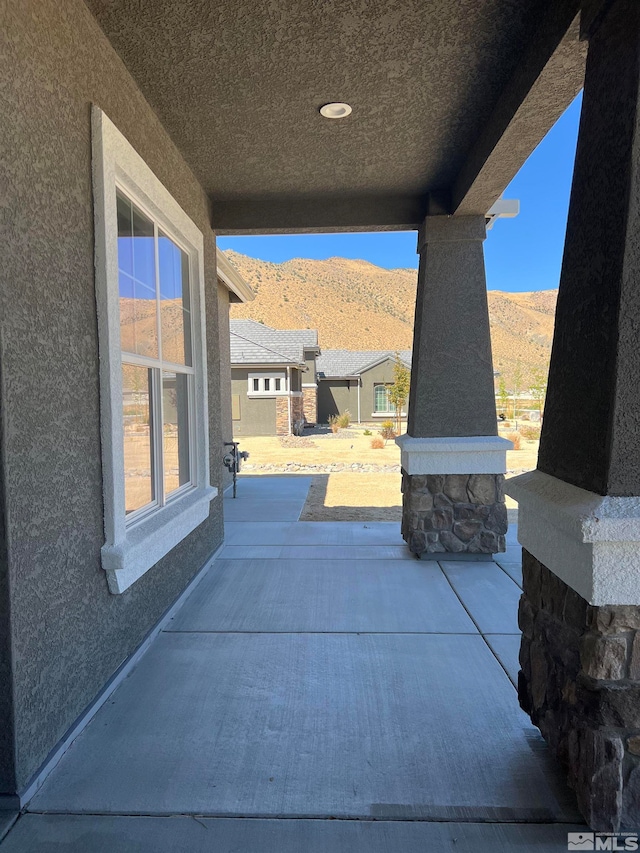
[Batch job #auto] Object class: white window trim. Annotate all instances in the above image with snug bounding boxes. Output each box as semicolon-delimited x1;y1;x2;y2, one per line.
92;106;216;594
247;371;288;397
373;383;397;415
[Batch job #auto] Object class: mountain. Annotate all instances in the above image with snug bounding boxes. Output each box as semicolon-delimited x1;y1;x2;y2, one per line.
224;250;556;388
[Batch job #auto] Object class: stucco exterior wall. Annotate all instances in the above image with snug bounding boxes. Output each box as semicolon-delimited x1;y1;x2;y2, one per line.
359;360;408;421
290;368;302;393
317;379;358;423
2;0;224;793
317;361;410;425
230;369;277;436
304;354;317;382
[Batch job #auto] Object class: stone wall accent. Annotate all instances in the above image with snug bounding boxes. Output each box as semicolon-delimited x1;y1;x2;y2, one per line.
302;386;317;424
519;549;640;831
291;394;304;427
275;395;305;435
275;397;289;435
400;471;506;556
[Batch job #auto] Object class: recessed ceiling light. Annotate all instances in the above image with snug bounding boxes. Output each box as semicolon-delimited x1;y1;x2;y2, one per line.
320;102;352;119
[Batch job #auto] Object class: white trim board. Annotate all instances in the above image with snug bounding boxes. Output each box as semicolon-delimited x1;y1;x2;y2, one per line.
506;469;640;605
92;106;216;593
396;434;512;474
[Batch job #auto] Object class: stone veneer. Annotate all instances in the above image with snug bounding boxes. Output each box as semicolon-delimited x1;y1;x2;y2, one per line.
519;549;640;831
275;395;304;435
400;471;507;556
302;386;317;425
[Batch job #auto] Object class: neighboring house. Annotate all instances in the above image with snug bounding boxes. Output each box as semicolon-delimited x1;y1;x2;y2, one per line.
230;320;320;436
217;251;255;485
316;350;412;424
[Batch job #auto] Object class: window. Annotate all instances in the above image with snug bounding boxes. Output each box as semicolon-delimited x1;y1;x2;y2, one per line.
248;372;287;395
93;107;216;594
118;192;193;519
374;383;395;414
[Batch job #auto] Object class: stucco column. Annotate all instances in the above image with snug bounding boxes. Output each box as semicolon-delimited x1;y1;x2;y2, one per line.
397;215;510;559
506;0;640;831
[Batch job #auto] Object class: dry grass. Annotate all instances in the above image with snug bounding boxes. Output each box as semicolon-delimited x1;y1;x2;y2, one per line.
370;436;385;449
299;473;402;521
506;431;522;450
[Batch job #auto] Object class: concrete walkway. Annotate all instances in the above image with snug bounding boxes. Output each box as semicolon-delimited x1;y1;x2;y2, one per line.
0;477;585;851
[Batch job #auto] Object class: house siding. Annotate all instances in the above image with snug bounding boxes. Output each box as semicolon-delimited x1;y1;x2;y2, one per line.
230;369;277;436
360;360;408;420
317;359;410;424
2;0;224;793
317;379;359;423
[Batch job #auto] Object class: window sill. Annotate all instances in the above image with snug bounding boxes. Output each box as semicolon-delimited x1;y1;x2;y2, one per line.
371;412;407;418
101;485;218;594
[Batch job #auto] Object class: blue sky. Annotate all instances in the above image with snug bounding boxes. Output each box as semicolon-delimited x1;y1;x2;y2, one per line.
218;93;581;293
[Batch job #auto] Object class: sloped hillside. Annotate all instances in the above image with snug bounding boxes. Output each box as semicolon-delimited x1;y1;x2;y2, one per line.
225;250;556;387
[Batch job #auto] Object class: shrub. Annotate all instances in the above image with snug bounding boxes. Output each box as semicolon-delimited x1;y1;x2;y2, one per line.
519;424;540;440
363;429;372;436
506;431;522;450
328;415;340;433
336;411;351;429
370;436;385;449
380;420;396;441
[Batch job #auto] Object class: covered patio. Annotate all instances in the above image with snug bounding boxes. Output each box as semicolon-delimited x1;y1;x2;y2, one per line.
0;477;584;850
4;0;640;843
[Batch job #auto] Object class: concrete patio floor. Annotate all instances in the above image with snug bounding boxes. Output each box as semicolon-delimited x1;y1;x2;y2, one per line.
0;476;585;851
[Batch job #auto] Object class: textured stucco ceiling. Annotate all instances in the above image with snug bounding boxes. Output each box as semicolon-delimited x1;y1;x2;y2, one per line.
85;0;582;230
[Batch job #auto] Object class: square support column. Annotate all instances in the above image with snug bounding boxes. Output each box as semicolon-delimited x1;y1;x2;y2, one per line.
506;0;640;831
399;214;510;558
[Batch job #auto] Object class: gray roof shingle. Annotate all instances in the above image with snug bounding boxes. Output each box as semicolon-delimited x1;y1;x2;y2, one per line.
316;349;412;378
230;320;318;366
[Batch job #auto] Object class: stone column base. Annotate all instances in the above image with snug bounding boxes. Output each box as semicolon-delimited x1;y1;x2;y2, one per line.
519;549;640;831
401;471;507;556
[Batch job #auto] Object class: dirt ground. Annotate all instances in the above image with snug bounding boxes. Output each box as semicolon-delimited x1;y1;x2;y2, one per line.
237;424;539;522
300;473;403;521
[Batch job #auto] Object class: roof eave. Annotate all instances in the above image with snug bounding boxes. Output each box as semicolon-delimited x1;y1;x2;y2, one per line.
217;249;255;303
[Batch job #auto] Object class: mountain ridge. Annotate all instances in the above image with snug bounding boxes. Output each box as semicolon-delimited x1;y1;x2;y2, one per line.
225;250;556;387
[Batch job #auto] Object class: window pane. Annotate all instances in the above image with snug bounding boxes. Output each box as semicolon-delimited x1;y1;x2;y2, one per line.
162;371;191;497
264;378;270;391
132;205;155;288
253;378;259;391
159;232;192;366
122;364;155;514
374;385;388;413
275;378;281;391
116;193;133;276
117;192;159;359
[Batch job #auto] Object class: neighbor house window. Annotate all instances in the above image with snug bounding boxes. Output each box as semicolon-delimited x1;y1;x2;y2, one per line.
248;373;287;395
93;107;216;594
374;383;395;414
